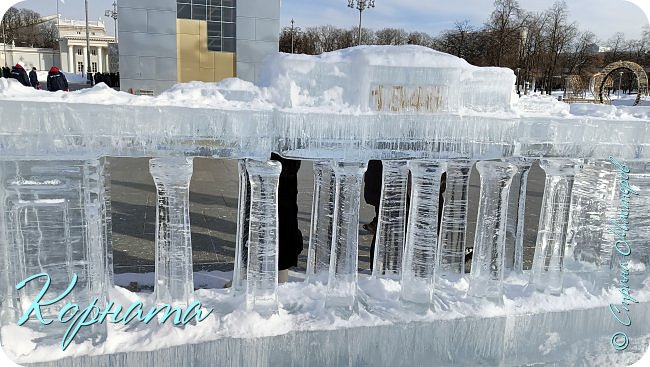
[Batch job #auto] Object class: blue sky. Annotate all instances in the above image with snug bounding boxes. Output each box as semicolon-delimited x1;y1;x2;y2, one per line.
5;0;649;42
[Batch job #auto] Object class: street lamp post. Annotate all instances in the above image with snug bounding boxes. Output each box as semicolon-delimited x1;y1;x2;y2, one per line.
618;70;624;98
104;1;118;43
348;0;375;46
290;19;295;54
85;0;93;85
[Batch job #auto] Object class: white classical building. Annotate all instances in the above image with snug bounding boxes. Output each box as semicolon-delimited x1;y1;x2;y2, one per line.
0;16;116;74
57;17;116;74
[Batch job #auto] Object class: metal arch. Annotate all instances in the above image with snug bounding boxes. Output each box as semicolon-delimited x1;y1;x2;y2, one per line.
594;61;648;106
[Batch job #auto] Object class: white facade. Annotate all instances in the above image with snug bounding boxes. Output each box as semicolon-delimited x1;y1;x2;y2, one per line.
0;17;116;74
57;18;116;74
0;42;60;70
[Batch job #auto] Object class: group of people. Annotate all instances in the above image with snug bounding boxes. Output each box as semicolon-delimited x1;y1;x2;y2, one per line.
2;63;69;92
93;72;120;88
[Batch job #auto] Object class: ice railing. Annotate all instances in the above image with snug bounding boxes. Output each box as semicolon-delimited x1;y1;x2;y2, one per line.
0;46;649;349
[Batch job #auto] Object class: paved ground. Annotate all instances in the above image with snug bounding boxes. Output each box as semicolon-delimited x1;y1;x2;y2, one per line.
109;158;544;274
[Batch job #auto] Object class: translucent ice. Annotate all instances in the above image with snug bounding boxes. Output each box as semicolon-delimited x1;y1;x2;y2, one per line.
468;161;516;299
530;160;579;295
326;162;366;313
372;160;409;279
149;157;195;306
306;161;335;283
245;160;282;316
438;159;473;276
400;160;445;310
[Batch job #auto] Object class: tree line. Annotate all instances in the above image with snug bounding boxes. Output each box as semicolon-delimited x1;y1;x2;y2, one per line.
280;0;650;94
1;7;59;50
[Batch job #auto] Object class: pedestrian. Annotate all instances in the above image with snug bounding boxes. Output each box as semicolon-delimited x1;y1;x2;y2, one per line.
46;66;69;92
273;153;304;283
9;63;31;86
29;67;40;89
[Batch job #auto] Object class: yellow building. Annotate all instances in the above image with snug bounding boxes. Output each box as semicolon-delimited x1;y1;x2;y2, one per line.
118;0;280;95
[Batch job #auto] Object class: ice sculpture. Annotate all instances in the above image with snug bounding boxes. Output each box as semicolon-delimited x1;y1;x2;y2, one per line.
232;160;251;291
0;45;648;366
306;161;335;283
438;159;473;276
564;160;618;288
0;160;107;345
326;162;366;313
245;160;282;316
504;158;533;273
530;159;579;295
372;160;409;279
469;161;516;299
400;160;446;311
150;157;195;305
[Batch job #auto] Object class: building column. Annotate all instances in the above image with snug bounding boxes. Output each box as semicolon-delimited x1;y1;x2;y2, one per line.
68;45;74;73
105;50;110;73
97;47;103;73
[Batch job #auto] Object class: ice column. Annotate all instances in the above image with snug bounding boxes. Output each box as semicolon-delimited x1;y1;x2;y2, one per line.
306;161;336;283
468;161;516;299
614;161;648;270
98;158;114;287
149;157;195;305
400;160;445;310
245;159;282;316
504;158;533;273
232;160;251;291
0;160;107;345
326;162;367;312
565;160;618;284
530;159;578;295
437;159;473;276
372;160;409;279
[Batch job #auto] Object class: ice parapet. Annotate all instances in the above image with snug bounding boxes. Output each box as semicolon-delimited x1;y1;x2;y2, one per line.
0;45;648;364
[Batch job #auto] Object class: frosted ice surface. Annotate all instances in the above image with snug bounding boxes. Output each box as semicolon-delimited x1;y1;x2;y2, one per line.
372;160;409;279
245;160;282;316
306;161;335;283
469;161;516;299
149;158;195;306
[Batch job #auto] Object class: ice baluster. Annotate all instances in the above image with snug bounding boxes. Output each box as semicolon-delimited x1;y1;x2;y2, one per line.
564;160;618;288
233;160;251;291
149;157;195;306
530;159;579;295
400;160;445;311
468;161;516;299
245;159;282;316
626;161;650;268
504;158;533;274
100;158;114;287
306;161;335;283
1;160;108;345
437;159;473;277
372;160;409;279
326;162;367;314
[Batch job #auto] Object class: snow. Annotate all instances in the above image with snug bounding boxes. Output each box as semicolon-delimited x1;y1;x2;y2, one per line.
2;270;649;363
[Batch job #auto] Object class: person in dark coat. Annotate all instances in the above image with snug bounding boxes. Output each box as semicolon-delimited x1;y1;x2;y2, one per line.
46;67;69;92
272;153;303;283
9;63;30;86
29;67;40;89
2;66;10;78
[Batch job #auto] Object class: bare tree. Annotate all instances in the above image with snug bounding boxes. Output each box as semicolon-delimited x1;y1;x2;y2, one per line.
484;0;524;66
375;28;408;45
